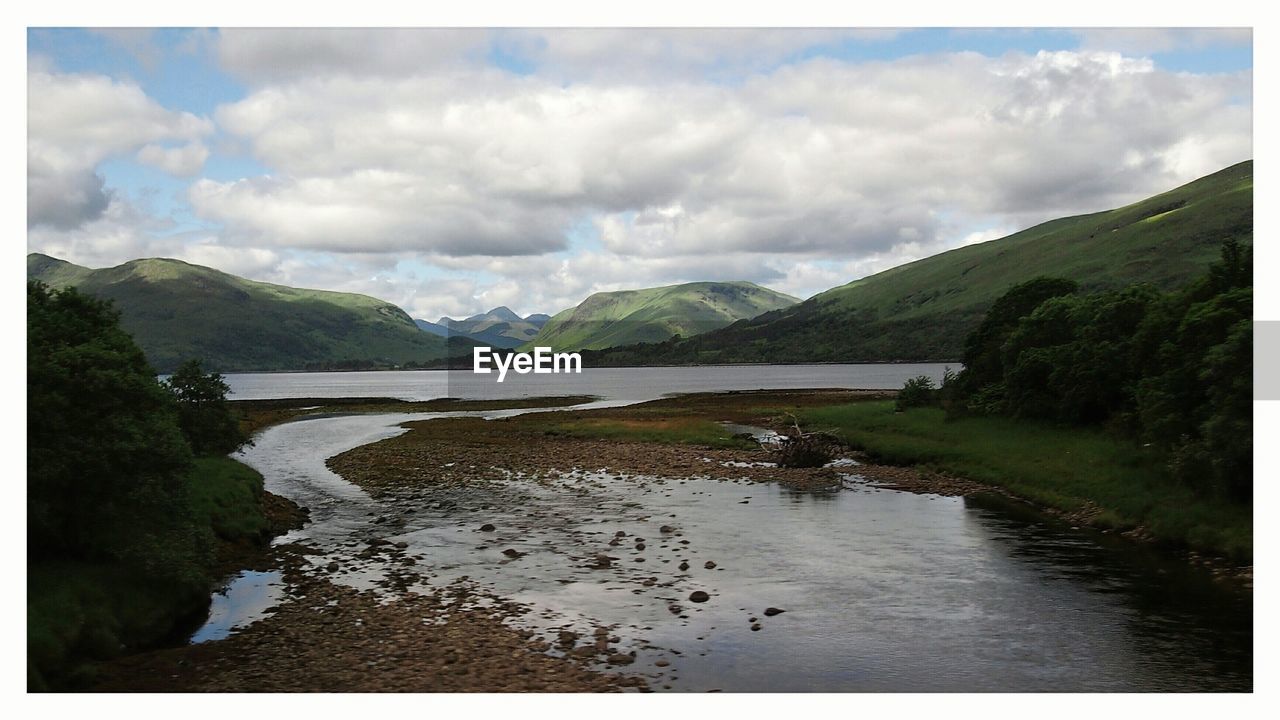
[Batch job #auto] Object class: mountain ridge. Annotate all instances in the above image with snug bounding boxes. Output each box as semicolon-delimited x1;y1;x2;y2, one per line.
27;253;464;372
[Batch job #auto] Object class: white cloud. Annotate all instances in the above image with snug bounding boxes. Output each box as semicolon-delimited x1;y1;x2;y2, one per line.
198;49;1250;269
29;31;1254;321
27;68;212;228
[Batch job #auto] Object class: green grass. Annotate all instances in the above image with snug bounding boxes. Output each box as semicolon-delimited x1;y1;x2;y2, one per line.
186;456;270;543
527;280;799;351
27;253;458;372
28;456;273;690
540;416;757;449
800;401;1252;560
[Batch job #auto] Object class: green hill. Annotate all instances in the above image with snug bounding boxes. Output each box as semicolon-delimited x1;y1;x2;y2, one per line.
584;160;1253;365
528;281;800;351
26;254;460;372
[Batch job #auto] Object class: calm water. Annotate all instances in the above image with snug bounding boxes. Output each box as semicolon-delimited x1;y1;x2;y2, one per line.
200;394;1253;692
222;364;954;403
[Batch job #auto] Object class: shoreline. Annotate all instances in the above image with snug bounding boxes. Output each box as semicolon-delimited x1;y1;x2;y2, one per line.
93;389;1248;691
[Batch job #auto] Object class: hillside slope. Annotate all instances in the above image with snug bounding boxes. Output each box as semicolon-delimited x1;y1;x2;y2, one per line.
585;160;1253;364
529;281;799;351
27;254;458;372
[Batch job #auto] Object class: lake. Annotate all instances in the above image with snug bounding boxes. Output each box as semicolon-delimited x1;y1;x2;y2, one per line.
222;363;955;403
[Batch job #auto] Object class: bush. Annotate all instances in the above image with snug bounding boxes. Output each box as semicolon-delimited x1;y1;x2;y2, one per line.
896;375;938;411
164;359;248;456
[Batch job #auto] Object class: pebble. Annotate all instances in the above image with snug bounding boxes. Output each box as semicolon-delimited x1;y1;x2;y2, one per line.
689;591;710;603
763;607;785;616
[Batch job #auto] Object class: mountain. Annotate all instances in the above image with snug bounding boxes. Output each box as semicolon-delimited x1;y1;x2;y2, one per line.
584;160;1254;365
27;254;466;372
528;281;800;351
428;307;550;349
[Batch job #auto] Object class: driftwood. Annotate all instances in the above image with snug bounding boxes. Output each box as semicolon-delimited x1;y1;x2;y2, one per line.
774;413;845;468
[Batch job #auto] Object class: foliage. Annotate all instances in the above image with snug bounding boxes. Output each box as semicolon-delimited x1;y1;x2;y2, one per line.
27;281;200;571
800;401;1251;559
896;375;939;411
27;282;274;689
164;359;249;455
949;239;1252;503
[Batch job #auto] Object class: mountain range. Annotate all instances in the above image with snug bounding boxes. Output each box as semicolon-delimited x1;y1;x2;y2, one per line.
26;254;468;372
416;307;550;349
26;160;1252;371
581;160;1254;365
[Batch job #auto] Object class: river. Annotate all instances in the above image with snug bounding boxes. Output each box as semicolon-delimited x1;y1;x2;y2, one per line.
200;365;1250;691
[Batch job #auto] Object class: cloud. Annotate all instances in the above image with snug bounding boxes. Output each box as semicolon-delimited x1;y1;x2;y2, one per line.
215;28;491;83
27;68;212;228
29;31;1254;321
136;142;210;176
199;49;1250;267
1075;28;1252;55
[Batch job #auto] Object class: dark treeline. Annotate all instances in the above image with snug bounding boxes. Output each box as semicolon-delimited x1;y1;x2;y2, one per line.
28;281;253;689
928;239;1252;503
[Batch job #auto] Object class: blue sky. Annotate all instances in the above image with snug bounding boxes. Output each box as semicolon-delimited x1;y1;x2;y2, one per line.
27;27;1253;318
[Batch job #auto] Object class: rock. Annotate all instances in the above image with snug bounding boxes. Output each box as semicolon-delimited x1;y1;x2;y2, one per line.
394;541;409;549
607;654;635;666
635;542;646;551
502;548;523;558
763;607;785;616
659;525;676;534
668;604;682;614
326;562;339;572
689;591;710;603
479;523;496;532
557;631;577;646
678;561;690;571
615;531;627;537
751;623;762;631
703;561;717;569
655;659;670;667
591;554;614;568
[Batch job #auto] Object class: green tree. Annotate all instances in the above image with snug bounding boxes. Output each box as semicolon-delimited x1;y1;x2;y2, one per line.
956;276;1079;406
27;281;203;573
164;359;248;455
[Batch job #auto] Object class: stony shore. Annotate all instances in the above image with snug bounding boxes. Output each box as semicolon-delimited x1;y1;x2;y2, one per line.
93;545;639;692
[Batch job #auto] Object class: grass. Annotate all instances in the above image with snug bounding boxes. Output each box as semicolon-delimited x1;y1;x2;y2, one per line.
28;455;273;690
541;416;757;449
187;456;270;543
800;400;1252;560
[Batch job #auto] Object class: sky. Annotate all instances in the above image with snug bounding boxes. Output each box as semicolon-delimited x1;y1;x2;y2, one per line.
26;27;1253;321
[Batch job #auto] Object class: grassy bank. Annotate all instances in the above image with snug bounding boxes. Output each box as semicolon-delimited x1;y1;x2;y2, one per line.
28;456;277;690
799;400;1251;560
542;416;757;449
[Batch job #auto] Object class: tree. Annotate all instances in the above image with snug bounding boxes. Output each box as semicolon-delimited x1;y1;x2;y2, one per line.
955;276;1078;404
163;359;248;456
27;281;201;572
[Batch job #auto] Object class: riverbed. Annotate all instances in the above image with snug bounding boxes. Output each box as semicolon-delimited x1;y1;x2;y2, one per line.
202;402;1252;692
